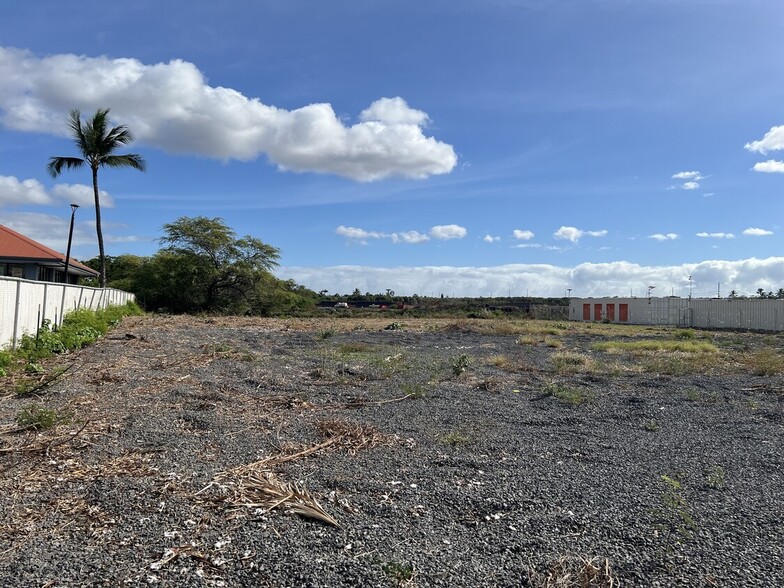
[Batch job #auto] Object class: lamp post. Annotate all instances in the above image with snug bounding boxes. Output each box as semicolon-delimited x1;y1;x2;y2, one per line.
63;203;79;284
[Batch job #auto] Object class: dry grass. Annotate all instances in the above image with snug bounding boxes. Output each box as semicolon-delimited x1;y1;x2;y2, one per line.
740;348;784;376
528;554;618;588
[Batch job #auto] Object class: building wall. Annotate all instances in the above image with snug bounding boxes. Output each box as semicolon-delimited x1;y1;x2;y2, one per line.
0;276;135;349
570;297;784;331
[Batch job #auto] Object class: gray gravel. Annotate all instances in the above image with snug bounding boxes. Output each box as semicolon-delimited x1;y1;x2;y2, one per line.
0;316;782;587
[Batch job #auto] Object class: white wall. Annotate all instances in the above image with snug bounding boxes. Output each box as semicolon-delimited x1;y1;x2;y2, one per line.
569;297;784;331
0;276;135;349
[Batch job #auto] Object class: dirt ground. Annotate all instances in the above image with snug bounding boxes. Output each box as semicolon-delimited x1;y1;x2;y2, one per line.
0;315;782;587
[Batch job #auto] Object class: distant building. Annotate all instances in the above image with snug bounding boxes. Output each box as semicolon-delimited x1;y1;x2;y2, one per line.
0;224;98;284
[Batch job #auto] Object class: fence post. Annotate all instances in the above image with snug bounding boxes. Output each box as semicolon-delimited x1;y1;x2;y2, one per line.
12;280;22;350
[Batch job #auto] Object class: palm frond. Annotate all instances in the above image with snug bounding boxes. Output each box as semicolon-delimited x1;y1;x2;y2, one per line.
102;154;146;171
47;156;86;177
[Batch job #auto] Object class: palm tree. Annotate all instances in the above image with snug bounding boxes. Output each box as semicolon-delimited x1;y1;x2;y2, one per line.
47;108;145;287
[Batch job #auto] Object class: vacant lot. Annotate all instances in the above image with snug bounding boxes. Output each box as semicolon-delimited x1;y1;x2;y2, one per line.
0;316;782;587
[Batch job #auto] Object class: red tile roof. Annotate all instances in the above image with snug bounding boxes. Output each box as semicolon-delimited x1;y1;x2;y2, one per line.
0;224;98;276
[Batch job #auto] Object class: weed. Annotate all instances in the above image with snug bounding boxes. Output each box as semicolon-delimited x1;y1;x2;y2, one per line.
25;362;45;374
684;388;701;401
339;342;374;354
592;340;717;353
542;382;593;405
317;329;335;340
382;561;414;586
704;465;725;489
441;429;471;446
400;383;427;398
642;420;660;432
674;329;696;340
488;355;510;368
384;322;404;331
742;348;784;376
517;336;537;346
544;338;563;348
451;354;470;376
550;351;591;373
653;474;696;550
16;404;69;430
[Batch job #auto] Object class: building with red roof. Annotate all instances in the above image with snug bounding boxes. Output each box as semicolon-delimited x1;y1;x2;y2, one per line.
0;224;98;284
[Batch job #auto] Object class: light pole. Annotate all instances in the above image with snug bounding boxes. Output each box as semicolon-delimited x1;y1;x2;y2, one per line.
688;275;693;301
63;203;79;284
566;288;572;299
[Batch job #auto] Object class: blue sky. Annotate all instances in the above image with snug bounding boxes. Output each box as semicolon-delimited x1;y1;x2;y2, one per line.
2;0;784;298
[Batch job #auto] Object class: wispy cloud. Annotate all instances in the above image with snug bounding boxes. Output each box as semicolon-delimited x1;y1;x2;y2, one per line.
743;227;773;236
483;234;500;243
649;233;678;241
696;232;735;239
672;171;704;181
682;181;700;190
512;229;534;240
335;224;467;244
553;226;607;243
0;47;456;182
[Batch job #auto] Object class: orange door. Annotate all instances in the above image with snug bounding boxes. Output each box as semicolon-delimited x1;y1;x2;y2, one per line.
606;304;615;321
619;304;629;322
594;304;603;321
583;304;590;320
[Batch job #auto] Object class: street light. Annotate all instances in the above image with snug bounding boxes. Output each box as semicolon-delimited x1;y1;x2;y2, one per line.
63;203;79;284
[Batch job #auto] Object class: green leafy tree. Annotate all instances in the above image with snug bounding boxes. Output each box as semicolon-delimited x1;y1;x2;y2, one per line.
47;109;146;287
147;217;282;313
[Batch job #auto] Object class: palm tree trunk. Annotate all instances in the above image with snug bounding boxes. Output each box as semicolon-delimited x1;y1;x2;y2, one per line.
92;165;107;287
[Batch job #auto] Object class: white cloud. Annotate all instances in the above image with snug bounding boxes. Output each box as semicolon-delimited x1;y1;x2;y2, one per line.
277;257;784;298
752;160;784;173
745;125;784;154
672;171;704;180
335;225;382;241
743;227;773;236
682;181;700;190
430;224;467;240
391;231;430;244
512;229;534;240
0;175;52;205
696;232;735;239
0;47;457;182
483;234;500;243
553;226;607;243
336;225;468;244
51;183;114;208
649;233;678;241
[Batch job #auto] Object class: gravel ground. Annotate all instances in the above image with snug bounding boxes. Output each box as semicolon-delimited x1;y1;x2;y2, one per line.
0;315;782;587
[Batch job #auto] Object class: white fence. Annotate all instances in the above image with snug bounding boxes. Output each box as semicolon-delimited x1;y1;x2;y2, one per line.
0;276;135;349
570;297;784;331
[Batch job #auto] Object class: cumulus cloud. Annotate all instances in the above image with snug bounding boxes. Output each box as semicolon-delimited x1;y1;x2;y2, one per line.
483;235;500;243
682;181;700;190
277;257;784;298
0;47;457;182
752;160;784;173
512;229;534;240
743;227;773;236
649;233;678;241
0;175;52;205
553;226;607;243
51;183;114;208
430;224;467;240
696;232;735;239
672;171;704;180
745;125;784;154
